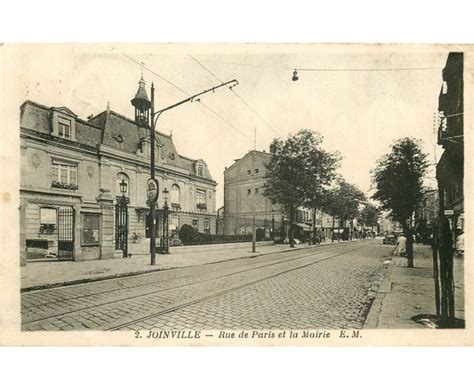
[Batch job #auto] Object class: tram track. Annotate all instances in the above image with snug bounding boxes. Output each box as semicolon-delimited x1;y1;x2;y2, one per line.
22;244;348;311
106;245;364;330
22;246;360;330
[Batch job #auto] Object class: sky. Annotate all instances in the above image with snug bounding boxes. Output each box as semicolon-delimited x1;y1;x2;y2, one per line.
5;43;450;206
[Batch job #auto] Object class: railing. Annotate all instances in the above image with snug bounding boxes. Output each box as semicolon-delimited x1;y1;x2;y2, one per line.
52;181;78;190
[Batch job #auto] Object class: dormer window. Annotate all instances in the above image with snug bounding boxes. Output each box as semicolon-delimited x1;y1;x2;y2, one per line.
51;108;77;141
197;163;204;176
58;119;71;139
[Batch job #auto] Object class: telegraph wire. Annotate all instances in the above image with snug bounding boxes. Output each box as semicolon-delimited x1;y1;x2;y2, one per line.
123;53;253;142
188;54;224;83
123;53;189;96
198;101;254;141
230;91;282;137
188;54;282;137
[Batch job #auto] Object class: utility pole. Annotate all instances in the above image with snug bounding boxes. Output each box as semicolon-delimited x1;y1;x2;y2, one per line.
150;82;156;265
148;78;239;265
252;126;257;253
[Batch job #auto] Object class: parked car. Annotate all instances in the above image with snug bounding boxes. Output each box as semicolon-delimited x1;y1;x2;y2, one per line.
383;234;397;245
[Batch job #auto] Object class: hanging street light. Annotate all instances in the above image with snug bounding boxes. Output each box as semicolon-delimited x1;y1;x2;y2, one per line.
292;69;299;81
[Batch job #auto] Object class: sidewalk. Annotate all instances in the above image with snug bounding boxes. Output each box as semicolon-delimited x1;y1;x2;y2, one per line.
21;240;336;291
365;244;465;329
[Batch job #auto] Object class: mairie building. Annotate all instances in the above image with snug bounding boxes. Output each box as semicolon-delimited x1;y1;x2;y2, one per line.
20;76;217;264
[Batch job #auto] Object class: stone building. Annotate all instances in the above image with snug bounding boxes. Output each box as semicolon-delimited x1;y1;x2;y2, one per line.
20;76;217;264
434;51;463;325
436;52;464;235
222;150;323;242
223;150;280;239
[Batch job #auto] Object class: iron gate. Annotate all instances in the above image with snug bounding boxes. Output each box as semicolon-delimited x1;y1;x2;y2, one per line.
115;196;129;257
58;207;75;261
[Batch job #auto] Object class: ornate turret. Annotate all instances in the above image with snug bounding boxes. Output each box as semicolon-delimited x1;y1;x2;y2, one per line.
131;75;151;126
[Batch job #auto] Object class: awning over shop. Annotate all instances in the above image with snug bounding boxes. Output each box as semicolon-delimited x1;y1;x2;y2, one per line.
294;223;312;232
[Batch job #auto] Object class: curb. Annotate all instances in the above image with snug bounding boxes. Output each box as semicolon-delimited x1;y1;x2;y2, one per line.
21;240;345;293
363;255;396;329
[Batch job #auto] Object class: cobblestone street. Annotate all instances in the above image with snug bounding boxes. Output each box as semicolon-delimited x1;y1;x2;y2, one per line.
21;241;392;331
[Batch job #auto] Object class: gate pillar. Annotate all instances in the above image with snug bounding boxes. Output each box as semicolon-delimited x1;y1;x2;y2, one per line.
19;199;27;266
96;190;120;259
71;204;81;261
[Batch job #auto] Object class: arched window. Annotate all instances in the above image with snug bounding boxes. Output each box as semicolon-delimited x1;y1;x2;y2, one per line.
116;172;130;197
171;184;180;206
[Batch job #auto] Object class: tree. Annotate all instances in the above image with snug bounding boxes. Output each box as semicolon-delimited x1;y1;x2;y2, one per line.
371;137;429;267
320;186;341;242
323;178;365;241
264;129;340;247
335;179;366;235
360;202;381;229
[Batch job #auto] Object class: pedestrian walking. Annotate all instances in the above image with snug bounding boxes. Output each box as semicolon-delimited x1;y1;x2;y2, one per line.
456;228;464;256
395;233;407;256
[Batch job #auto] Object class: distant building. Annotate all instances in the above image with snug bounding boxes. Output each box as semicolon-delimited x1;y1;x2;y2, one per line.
20;76;217;264
418;189;439;228
379;215;401;234
222;150;325;242
436;52;464;235
223;150;281;239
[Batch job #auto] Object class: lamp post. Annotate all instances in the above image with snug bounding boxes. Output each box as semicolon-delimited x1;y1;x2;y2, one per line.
271;214;275;242
160;187;170;254
146;78;238;265
115;178;129;258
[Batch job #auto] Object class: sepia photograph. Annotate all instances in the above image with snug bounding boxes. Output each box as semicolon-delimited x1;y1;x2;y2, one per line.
0;42;471;346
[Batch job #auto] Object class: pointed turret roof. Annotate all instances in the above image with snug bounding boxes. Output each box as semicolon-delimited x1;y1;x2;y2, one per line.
131;75;151;109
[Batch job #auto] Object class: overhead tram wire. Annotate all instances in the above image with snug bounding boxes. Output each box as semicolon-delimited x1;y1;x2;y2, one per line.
188;54;282;138
183;56;443;72
123;53;254;143
198;101;254;142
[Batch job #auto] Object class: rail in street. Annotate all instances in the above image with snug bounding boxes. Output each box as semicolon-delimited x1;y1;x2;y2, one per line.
21;241;392;331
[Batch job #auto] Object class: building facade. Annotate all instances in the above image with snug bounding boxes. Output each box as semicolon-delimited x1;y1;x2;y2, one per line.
222;150;329;242
436;52;464;236
20;77;217;264
434;51;463;326
223;150;281;239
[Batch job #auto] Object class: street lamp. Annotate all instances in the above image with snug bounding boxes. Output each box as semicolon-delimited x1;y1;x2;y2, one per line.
119;179;127;196
160;187;170;254
115;178;129;258
271;214;275;242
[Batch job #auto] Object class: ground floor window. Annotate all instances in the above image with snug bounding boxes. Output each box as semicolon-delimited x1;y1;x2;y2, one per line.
192;218;198;230
39;207;57;234
204;219;210;234
82;213;100;246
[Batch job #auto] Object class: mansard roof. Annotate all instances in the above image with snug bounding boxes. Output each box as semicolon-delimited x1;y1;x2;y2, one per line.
20;100;215;181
